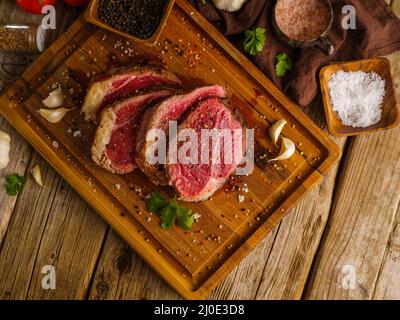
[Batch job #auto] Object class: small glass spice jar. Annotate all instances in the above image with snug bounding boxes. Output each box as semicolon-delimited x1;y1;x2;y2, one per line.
0;23;51;53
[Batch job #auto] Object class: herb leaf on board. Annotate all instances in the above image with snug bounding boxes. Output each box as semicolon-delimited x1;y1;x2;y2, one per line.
161;206;177;229
146;193;195;230
171;197;194;231
275;53;293;77
146;192;168;215
6;173;26;196
244;27;266;56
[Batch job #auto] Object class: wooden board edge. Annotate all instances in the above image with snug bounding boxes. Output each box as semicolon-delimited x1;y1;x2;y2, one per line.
0;2;340;299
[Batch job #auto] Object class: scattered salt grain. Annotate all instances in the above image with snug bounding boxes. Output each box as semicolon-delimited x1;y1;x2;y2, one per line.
193;212;201;220
238;194;245;203
72;130;81;138
328;70;385;128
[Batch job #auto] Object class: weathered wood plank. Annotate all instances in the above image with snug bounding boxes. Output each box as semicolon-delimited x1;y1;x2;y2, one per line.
0;0;39;245
372;45;400;299
88;230;180;300
305;125;400;299
0;118;32;244
305;2;400;296
0;152;108;299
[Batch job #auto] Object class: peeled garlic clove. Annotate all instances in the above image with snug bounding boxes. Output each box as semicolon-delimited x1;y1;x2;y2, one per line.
212;0;247;12
269;137;295;162
39;108;71;123
42;84;64;108
0;130;11;169
269;119;287;145
31;164;43;187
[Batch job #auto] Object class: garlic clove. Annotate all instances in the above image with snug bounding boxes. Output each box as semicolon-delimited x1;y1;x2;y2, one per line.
0;130;11;169
268;137;296;162
31;164;43;187
212;0;247;12
39;108;71;123
269;119;287;145
42;84;64;108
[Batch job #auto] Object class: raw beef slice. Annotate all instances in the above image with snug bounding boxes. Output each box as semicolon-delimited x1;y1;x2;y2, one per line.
82;65;181;123
91;89;172;174
166;97;245;202
136;85;227;186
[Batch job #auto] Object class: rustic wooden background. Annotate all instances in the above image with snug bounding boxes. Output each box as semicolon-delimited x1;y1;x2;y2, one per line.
0;0;399;299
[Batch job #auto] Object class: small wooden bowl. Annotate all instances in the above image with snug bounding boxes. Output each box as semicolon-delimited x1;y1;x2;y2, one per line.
85;0;176;46
320;58;400;137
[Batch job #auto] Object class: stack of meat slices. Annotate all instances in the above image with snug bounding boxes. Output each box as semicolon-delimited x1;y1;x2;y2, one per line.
84;65;246;202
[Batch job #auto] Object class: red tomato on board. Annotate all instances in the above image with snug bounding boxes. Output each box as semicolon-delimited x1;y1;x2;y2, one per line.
16;0;57;14
62;0;90;6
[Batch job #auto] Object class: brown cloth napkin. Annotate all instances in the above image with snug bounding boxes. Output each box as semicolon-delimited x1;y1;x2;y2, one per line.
192;0;400;106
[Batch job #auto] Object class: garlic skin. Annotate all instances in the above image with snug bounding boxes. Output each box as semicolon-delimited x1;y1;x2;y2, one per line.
42;84;64;108
39;108;71;124
31;164;43;187
0;130;11;169
212;0;247;12
269;137;295;162
269;119;287;145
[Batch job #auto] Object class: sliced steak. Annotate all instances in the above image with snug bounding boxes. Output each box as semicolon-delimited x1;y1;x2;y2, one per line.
136;85;227;186
82;65;181;123
91;89;172;174
166;98;245;202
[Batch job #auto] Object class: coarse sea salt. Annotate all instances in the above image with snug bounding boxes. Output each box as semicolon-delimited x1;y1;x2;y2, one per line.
328;70;386;128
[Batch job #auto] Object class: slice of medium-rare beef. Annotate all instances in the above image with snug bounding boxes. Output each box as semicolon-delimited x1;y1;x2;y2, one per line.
82;65;181;123
91;89;172;174
135;85;227;186
166;97;245;202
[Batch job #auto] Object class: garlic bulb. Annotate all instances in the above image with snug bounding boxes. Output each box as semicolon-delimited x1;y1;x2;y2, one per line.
42;84;64;108
212;0;247;12
0;130;11;169
39;108;71;123
269;137;295;162
31;164;44;187
269;119;287;145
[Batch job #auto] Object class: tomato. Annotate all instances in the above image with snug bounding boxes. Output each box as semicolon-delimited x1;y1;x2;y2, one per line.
62;0;90;6
16;0;57;14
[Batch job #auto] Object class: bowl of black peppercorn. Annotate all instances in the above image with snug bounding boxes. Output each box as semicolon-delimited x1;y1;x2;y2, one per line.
85;0;175;46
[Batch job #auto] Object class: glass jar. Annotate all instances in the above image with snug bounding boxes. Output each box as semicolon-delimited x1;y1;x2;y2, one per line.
0;23;51;53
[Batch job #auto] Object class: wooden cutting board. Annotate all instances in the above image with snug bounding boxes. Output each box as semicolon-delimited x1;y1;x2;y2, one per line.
0;0;339;299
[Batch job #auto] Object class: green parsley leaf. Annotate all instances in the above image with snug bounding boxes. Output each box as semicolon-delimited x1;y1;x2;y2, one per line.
244;27;266;56
146;192;168;215
147;193;195;230
176;209;195;231
171;198;194;231
161;206;177;229
275;53;292;77
200;0;207;4
6;173;26;196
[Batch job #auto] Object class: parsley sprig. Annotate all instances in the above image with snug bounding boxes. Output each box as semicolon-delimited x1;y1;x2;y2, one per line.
147;192;195;231
275;53;292;77
244;27;266;56
6;173;26;196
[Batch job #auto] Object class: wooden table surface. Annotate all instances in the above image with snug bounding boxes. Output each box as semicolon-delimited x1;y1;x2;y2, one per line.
0;0;399;300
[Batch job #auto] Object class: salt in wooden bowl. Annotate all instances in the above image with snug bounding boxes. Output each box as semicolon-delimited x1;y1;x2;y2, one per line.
320;57;400;137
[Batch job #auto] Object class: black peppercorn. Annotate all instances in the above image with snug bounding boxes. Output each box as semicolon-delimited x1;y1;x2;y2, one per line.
98;0;168;40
